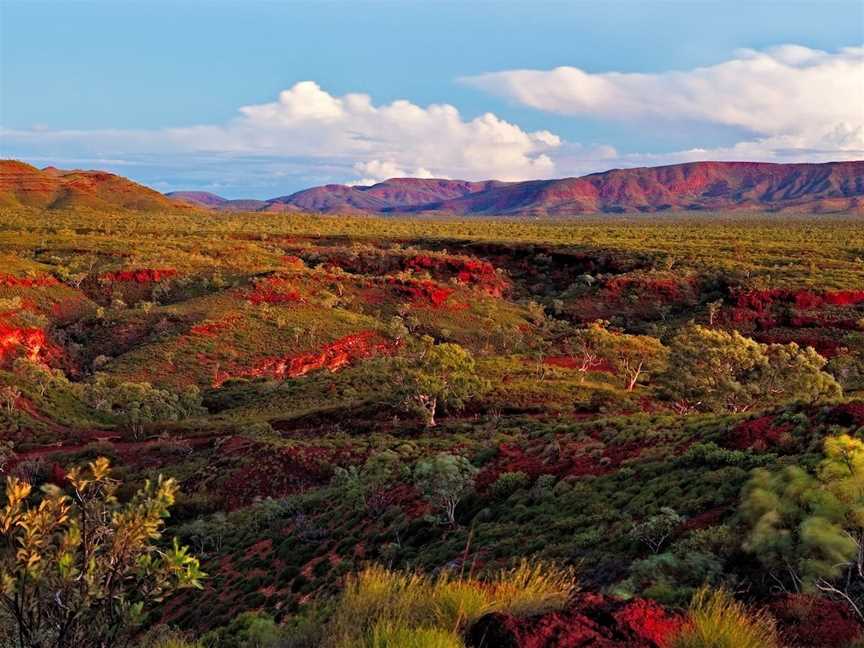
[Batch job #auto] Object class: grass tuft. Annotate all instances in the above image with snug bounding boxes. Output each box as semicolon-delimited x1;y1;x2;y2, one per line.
326;560;577;647
670;587;779;648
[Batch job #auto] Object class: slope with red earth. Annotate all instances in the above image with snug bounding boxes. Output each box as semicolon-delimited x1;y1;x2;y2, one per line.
466;593;683;648
166;161;864;215
0;160;189;211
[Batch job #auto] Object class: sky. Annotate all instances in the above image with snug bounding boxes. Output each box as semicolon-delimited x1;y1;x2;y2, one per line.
1;0;862;198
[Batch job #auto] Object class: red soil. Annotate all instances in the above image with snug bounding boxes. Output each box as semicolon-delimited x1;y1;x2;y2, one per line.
0;273;59;288
734;288;864;312
189;317;239;337
727;416;792;451
604;276;690;302
99;268;177;283
466;592;682;648
225;330;396;383
387;277;456;308
245;278;303;305
769;594;862;648
220;445;356;508
0;323;55;365
404;254;507;296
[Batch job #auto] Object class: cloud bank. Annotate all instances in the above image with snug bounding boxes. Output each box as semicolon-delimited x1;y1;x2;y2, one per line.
1;82;561;186
2;46;861;193
464;45;864;162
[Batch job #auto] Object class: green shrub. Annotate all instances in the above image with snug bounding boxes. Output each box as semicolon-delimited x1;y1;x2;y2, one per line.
490;471;531;499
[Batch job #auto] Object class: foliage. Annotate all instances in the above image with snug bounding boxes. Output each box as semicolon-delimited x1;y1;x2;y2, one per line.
661;325;842;413
331;450;405;513
367;624;462;648
414;454;479;525
397;339;488;426
489;471;531;499
0;457;204;648
740;434;864;617
631;507;684;554
83;375;205;436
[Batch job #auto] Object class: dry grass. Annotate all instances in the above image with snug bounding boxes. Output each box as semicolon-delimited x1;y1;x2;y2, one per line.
670;587;779;648
325;560;577;648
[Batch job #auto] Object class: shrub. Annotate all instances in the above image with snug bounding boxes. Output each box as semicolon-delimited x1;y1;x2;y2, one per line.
0;458;204;648
490;471;531;499
670;588;779;648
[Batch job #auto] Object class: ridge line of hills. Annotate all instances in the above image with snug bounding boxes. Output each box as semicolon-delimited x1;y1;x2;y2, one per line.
2;158;863;215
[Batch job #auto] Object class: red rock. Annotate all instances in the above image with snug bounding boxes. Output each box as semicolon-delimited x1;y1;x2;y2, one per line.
0;273;59;288
0;323;55;365
466;593;682;648
245;277;302;305
100;268;177;283
220;331;398;384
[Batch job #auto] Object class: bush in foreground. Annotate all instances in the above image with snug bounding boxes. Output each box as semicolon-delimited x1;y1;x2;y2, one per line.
325;561;576;647
670;587;779;648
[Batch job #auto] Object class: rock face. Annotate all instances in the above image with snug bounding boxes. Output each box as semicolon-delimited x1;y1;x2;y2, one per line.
465;593;683;648
0;160;183;211
166;161;864;215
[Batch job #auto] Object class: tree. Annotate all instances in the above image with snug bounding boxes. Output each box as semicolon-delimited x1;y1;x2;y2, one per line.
0;457;205;648
563;321;606;376
631;507;684;554
660;325;841;413
706;299;724;326
413;453;478;525
331;451;404;514
567;323;667;391
397;339;487;427
607;330;668;392
740;434;864;618
84;375;206;438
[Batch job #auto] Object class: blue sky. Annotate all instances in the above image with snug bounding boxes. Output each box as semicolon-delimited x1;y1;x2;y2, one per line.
2;0;862;197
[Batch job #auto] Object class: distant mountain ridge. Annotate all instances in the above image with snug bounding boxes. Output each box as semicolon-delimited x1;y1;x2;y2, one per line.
1;159;862;214
168;161;864;215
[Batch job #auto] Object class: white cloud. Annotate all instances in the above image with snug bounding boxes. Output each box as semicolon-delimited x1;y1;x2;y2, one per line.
463;45;864;161
1;82;561;184
3;47;861;194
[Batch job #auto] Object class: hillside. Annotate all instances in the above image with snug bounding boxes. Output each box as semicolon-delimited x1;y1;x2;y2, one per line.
167;161;864;215
0;207;863;646
432;161;864;215
0;160;184;211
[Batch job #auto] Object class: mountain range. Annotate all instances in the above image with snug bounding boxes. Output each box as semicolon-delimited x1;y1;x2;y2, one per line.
1;159;862;215
172;161;864;215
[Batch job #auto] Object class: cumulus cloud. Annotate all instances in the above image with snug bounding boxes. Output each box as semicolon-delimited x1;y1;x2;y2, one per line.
463;45;864;161
3;48;861;194
1;81;561;185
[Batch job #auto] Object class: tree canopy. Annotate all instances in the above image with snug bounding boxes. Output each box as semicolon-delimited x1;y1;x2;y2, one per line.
661;325;842;413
